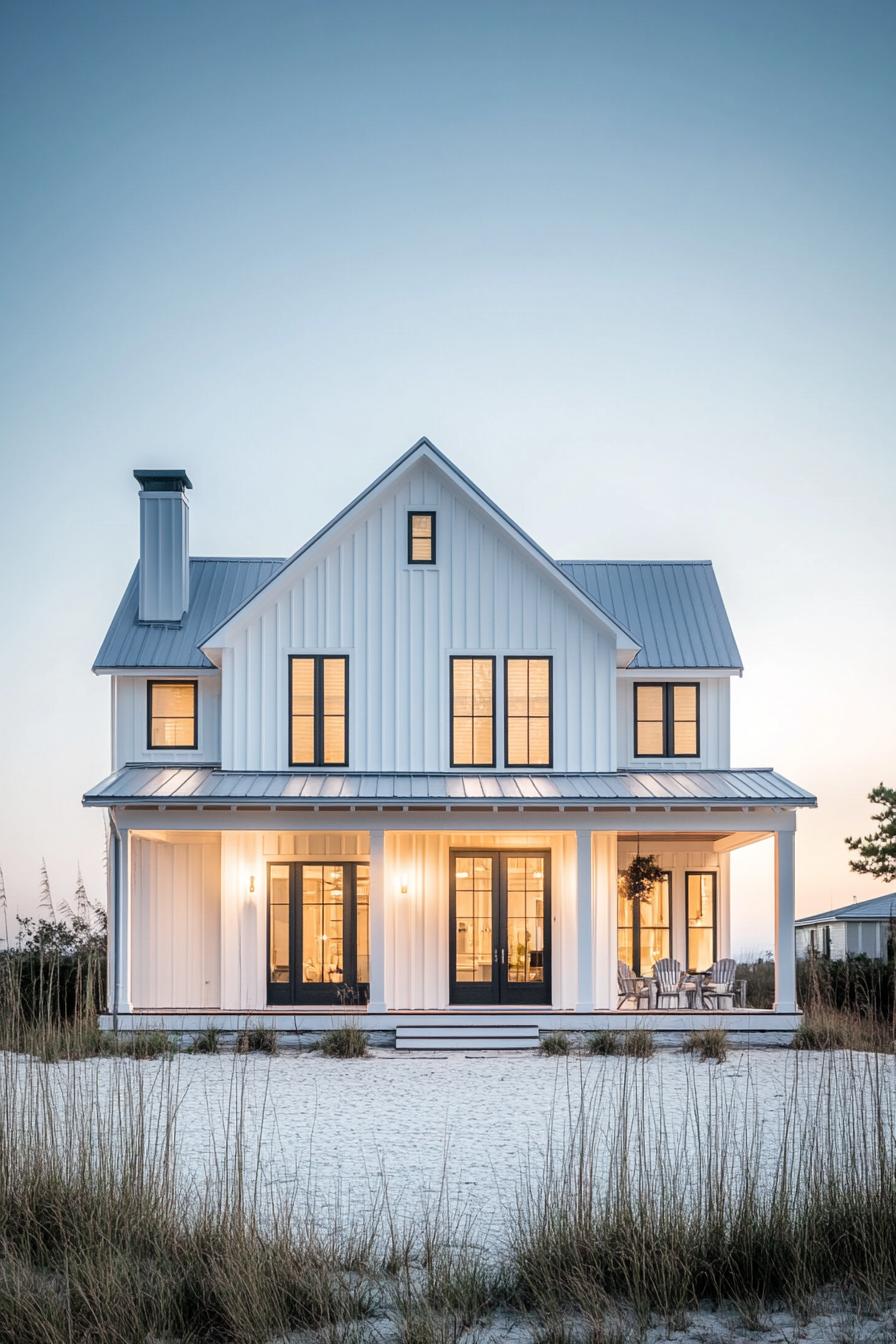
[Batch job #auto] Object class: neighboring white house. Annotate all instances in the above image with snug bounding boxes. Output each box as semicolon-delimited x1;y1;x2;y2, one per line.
84;438;815;1042
796;893;896;961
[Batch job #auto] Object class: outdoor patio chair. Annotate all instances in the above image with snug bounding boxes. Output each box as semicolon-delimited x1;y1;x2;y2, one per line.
652;957;685;1009
701;958;737;1010
617;960;651;1009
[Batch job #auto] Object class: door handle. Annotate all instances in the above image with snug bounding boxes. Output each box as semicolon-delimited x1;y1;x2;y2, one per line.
501;947;506;965
493;948;498;964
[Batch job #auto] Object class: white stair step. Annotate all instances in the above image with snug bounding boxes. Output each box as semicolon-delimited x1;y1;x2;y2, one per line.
395;1024;541;1051
398;1024;538;1039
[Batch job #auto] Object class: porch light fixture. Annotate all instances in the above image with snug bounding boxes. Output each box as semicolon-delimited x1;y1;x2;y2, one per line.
249;875;256;894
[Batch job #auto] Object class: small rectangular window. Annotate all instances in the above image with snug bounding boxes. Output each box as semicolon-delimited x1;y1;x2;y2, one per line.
451;657;495;766
147;680;197;749
634;682;699;757
504;657;552;767
289;656;348;766
408;511;436;564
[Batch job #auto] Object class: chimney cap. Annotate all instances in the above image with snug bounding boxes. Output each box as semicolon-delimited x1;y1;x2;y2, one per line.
134;468;193;492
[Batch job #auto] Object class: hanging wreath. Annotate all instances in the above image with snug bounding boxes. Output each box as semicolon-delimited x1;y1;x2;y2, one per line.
621;852;665;903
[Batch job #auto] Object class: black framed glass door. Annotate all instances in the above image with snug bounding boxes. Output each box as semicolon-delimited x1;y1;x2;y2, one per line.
267;861;370;1005
449;850;551;1005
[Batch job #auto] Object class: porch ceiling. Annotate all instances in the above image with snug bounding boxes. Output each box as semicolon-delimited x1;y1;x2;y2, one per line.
84;765;816;810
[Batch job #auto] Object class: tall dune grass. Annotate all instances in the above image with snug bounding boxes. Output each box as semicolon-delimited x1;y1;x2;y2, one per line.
1;1047;896;1340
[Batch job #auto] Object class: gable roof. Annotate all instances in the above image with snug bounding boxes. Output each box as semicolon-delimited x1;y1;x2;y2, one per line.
796;892;896;927
93;442;743;673
93;558;283;671
199;438;640;655
558;561;742;670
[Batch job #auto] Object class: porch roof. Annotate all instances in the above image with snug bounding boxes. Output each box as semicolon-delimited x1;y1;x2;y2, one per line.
83;765;816;810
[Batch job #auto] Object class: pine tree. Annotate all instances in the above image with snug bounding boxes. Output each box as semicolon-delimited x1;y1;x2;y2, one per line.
845;785;896;884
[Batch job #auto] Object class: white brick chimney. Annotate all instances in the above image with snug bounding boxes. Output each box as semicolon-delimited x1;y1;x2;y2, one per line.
134;469;192;622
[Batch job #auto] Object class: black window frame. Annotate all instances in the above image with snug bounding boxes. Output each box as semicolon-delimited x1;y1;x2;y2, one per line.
685;870;717;971
633;681;700;758
288;654;349;768
617;868;673;975
503;655;554;769
449;655;497;768
146;679;198;751
407;510;436;565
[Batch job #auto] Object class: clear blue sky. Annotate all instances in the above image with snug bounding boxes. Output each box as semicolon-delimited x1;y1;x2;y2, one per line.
1;0;894;951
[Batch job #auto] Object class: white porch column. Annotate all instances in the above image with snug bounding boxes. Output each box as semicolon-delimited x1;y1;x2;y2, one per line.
368;827;387;1012
112;827;132;1016
593;831;618;1010
575;828;594;1011
774;827;797;1012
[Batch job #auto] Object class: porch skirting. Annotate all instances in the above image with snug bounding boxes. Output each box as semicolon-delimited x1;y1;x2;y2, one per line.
99;1007;802;1048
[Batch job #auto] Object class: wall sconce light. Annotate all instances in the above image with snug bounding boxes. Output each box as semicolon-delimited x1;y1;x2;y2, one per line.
249;874;256;894
400;878;409;895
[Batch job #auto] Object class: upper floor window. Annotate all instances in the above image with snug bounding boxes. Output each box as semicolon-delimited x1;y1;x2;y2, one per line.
634;682;699;757
505;657;552;767
408;511;436;564
147;680;197;749
450;657;495;766
289;656;348;766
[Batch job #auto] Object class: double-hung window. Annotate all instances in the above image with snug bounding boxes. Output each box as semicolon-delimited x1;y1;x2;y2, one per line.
289;656;348;766
634;682;699;757
147;680;197;749
450;657;495;766
505;657;552;767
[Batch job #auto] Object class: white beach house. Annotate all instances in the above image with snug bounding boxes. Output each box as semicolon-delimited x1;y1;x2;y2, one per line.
85;439;815;1044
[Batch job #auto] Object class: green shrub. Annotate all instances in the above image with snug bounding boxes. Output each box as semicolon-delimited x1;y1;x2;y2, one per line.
585;1030;621;1056
621;1028;654;1059
540;1031;570;1056
683;1028;728;1062
236;1027;278;1054
318;1025;368;1058
792;1015;852;1051
190;1027;222;1054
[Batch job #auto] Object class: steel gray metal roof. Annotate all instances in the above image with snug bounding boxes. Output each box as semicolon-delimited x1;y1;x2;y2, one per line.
84;766;814;808
796;892;896;926
95;557;741;672
557;561;742;670
94;558;284;670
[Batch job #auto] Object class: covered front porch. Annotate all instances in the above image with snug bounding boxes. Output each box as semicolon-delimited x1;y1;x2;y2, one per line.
98;803;802;1042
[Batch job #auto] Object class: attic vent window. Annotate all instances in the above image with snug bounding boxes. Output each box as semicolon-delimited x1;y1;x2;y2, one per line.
408;511;436;564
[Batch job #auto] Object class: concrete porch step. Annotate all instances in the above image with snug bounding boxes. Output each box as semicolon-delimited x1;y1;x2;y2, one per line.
395;1024;541;1051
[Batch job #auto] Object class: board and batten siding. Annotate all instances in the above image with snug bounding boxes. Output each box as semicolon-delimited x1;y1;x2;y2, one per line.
112;674;221;769
217;461;618;773
616;676;731;770
130;833;221;1008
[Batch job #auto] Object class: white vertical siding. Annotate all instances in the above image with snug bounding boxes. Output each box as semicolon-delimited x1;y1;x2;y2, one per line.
616;676;731;770
216;460;618;772
130;833;220;1008
112;674;221;768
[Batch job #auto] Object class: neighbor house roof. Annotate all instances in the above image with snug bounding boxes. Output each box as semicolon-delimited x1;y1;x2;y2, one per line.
95;556;741;673
84;765;815;809
557;562;742;670
796;892;896;927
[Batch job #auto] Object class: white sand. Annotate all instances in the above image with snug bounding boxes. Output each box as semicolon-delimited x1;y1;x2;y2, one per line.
8;1044;896;1239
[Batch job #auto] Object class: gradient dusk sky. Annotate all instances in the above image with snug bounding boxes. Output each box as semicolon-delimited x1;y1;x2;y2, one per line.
1;1;894;952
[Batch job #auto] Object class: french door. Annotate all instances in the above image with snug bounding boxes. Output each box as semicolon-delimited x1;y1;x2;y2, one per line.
267;861;369;1005
449;850;551;1005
